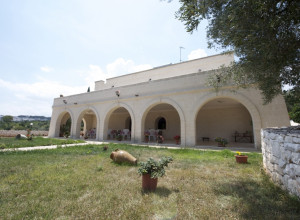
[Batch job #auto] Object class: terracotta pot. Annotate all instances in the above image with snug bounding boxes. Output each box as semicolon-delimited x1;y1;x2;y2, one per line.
235;155;248;163
142;174;158;191
110;149;137;165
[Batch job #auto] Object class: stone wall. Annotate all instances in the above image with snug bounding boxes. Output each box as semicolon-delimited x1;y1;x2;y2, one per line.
261;126;300;198
0;130;48;137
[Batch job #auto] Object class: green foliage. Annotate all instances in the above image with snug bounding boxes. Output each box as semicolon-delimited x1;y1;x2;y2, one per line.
0;119;50;131
138;156;173;178
59;118;71;137
283;86;300;111
0;144;299;219
175;0;299;103
289;104;300;123
0;115;13;130
1;115;13;123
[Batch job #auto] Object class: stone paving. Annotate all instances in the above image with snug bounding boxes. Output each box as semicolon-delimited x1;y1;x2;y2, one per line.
1;139;261;153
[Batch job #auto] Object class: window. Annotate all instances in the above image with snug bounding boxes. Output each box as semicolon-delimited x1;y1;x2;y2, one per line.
156;117;166;130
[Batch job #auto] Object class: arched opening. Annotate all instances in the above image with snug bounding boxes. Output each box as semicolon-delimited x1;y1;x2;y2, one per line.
125;116;132;131
156;117;166;130
106;107;132;141
196;98;254;148
77;109;97;139
57;112;72;138
143;103;180;144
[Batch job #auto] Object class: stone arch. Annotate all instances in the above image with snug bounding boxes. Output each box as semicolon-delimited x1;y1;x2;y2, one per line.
75;107;100;139
192;91;262;148
102;102;135;141
141;97;186;145
53;109;74;137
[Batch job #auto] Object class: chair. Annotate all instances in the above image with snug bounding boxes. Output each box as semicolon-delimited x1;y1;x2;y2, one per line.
107;129;115;139
123;129;131;140
148;129;156;142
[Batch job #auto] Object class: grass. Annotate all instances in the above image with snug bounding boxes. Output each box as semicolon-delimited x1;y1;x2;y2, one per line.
0;136;85;149
0;144;299;219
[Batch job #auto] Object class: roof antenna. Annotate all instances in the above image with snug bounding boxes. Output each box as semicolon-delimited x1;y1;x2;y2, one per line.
180;46;185;62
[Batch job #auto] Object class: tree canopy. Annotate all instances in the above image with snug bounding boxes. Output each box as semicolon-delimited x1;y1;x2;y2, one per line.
175;0;299;103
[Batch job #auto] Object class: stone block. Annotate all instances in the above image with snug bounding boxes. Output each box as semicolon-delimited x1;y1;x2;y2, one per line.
284;135;293;143
272;141;281;158
283;150;292;161
287;179;299;197
284;143;300;153
270;155;279;164
269;133;276;140
277;135;284;142
291;152;300;164
284;164;299;178
278;159;286;169
274;164;284;175
293;137;300;144
296;177;300;185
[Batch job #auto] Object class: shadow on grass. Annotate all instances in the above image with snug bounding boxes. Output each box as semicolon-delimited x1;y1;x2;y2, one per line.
141;186;177;197
213;173;300;219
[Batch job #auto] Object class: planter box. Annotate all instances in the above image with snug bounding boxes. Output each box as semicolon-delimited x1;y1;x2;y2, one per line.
142;174;158;191
235;155;248;163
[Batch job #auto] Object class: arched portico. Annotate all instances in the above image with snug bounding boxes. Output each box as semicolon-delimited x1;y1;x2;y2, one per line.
141;98;185;145
53;110;73;138
102;103;135;141
75;108;100;139
192;91;262;149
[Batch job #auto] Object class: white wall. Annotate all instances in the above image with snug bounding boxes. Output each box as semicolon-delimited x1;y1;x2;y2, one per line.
95;53;234;91
196;105;252;142
145;110;180;140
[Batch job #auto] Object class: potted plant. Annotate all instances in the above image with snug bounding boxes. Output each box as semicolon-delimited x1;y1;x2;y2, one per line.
144;131;150;143
235;151;248;163
174;135;180;144
138;157;173;191
116;130;123;141
215;137;228;147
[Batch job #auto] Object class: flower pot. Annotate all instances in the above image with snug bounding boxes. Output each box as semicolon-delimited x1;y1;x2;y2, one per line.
176;140;180;145
235;155;248;163
142;174;158;191
144;136;149;143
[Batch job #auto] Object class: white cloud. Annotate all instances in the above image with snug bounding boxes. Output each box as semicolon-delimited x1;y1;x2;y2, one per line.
0;78;86;116
0;58;152;116
106;58;152;77
188;49;208;60
80;58;152;90
40;66;53;72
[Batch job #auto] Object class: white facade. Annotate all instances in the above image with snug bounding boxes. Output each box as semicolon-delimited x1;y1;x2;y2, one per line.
48;53;290;149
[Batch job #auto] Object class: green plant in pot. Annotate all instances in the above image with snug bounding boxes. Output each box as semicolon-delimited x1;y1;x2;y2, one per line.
215;137;228;147
138;156;173;191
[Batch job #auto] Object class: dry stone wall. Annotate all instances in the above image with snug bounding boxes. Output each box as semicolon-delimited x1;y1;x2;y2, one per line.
261;126;300;198
0;130;48;137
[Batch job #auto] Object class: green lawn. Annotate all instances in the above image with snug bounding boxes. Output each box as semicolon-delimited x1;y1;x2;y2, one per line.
0;143;299;219
0;136;85;149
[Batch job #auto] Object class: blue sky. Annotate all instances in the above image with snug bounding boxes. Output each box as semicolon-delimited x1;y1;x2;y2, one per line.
0;0;220;117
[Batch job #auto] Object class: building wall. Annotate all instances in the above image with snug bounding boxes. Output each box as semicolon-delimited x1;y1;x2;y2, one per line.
108;112;130;130
145;110;180;140
196;105;252;142
49;54;290;148
95;53;234;91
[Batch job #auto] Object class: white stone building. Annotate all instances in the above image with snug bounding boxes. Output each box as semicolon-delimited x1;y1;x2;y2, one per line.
48;53;290;149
